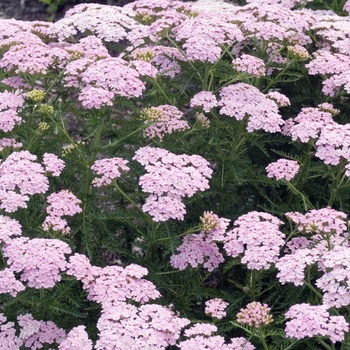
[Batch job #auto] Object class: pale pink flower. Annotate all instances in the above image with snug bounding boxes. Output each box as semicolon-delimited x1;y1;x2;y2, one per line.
0;91;25;132
285;304;349;343
17;313;66;349
232;54;266;76
200;211;230;240
0;268;25;297
133;146;212;221
140;105;189;141
0;138;22;152
0;313;22;349
184;323;217;337
237;301;273;328
173;14;244;63
223;211;285;270
3;237;72;289
219;83;284;133
282;107;335;143
170;233;224;272
58;326;92;350
265;159;300;181
91;157;130;187
96;302;190;350
42;153;65;176
205;298;229;320
345;0;350;14
266;91;290;107
0;43;70;75
0;151;49;196
51;3;141;42
0;215;22;244
285;208;348;235
276;247;320;286
81;57;145;99
42;190;82;234
316;246;350;308
78;86;114;109
190;91;218;113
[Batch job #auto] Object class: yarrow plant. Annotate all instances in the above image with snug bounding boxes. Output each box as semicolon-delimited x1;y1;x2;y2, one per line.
2;0;350;349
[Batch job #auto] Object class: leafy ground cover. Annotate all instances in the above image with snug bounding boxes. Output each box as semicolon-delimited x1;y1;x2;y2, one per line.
1;0;350;349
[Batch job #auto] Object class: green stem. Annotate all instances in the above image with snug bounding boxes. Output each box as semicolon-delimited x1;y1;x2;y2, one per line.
153;78;174;105
46;113;89;167
328;166;347;207
284;181;314;211
112;180;153;223
262;62;292;93
317;337;333;350
259;328;270;350
101;123;149;150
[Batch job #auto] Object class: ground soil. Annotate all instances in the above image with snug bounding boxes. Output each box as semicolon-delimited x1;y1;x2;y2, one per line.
0;0;133;22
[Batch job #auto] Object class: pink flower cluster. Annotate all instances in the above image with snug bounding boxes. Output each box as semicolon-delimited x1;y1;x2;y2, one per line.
0;151;49;212
170;232;225;272
219;83;285;133
58;326;92;350
179;323;255;349
42;153;65;176
232;54;266;77
66;253;190;349
0;313;66;350
133;146;213;221
171;211;230;272
265;159;300;181
140;105;189;141
205;298;229;320
0;215;22;244
3;237;72;288
282;106;335;143
285;304;349;343
91;157;130;187
316;246;350;308
42;190;82;234
78;57;146;109
223;211;285;270
0;91;25;132
0;138;22;152
173;14;244;63
236;301;273;328
190;91;218;113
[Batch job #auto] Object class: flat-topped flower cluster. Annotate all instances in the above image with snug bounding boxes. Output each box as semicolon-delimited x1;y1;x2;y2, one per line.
1;0;350;349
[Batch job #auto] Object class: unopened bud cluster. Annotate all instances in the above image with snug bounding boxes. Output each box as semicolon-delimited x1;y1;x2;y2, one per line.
237;301;273;328
26;89;45;103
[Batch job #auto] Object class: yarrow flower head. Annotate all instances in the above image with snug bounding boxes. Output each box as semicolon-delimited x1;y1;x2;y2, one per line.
190;91;218;113
58;326;92;350
285;304;349;343
91;157;130;187
17;313;66;349
205;298;229;320
223;211;285;270
139;105;189;141
170;232;225;272
42;153;65;176
287;44;310;60
42;190;82;234
3;237;72;289
237;301;273;328
0;91;25;132
232;54;266;77
219;83;285;133
265;159;300;181
133;146;213;221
